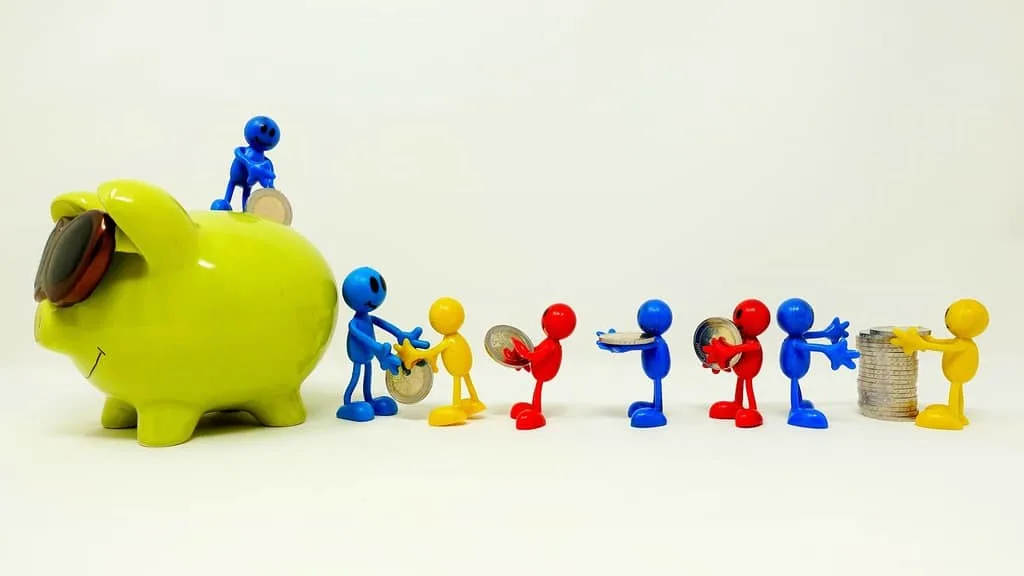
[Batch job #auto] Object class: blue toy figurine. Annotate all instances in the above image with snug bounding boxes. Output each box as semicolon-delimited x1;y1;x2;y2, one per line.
211;116;280;212
596;299;673;428
776;298;860;429
338;266;430;422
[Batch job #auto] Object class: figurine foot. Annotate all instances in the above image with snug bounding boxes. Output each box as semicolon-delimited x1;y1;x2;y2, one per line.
510;402;533;419
515;409;546;430
428;405;468;427
800;399;815;409
336;401;375;422
245;392;306;427
630;407;667;429
787;407;828;429
628;401;654;417
210;198;232;211
370;396;399;416
459;398;487;417
709;400;740;420
915;404;964;431
136;404;203;447
101;397;137;429
735;408;763;428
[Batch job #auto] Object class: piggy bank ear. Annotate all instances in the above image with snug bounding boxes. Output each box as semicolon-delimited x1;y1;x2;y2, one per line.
96;180;198;270
50;191;141;255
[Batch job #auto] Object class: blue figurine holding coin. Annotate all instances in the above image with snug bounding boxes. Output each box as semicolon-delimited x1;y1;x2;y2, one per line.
337;266;430;423
212;115;280;212
596;299;673;428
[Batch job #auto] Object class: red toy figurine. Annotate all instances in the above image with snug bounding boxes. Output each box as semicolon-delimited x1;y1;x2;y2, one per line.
702;299;770;428
502;303;577;430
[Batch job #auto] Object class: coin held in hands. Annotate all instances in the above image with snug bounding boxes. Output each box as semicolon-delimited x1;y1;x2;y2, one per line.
385;360;433;404
484;325;534;368
693;317;743;370
598;332;655;346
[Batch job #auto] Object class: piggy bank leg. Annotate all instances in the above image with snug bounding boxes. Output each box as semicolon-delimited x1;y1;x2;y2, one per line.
245;391;306;427
136;404;203;447
101;397;138;429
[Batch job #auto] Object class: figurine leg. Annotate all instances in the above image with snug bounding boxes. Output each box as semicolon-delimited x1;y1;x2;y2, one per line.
101;397;137;429
709;378;743;420
428;376;468;427
514;381;547;430
241;186;252;211
245;391;306;427
136;403;203;447
790;377;814;409
735;378;763;428
787;378;827;429
951;381;969;425
915;382;965;430
363;366;398;416
337;363;374;422
631;378;667;428
458;373;486;416
511;380;542;419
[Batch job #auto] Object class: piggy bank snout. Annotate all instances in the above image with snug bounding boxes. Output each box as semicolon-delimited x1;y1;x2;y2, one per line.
34;303;69;353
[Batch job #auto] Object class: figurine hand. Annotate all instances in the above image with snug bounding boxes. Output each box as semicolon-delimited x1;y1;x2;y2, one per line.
375;341;393;360
399;327;429;349
595;328;617;338
890;327;922;355
503;347;531;372
823;317;850;344
379;351;402;374
825;339;860;370
702;362;722;375
702;338;735;370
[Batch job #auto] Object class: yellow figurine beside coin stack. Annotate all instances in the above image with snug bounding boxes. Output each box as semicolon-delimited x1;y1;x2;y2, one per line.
889;299;988;431
394;297;486;427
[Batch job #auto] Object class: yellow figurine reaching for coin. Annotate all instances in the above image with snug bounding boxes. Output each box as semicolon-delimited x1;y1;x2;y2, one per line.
394;297;486;426
890;299;988;431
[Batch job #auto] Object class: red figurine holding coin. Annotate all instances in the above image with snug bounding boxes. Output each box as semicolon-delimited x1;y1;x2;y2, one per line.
489;303;576;431
699;299;770;428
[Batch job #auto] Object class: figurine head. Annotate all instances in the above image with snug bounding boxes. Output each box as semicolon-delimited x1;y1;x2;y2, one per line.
637;299;672;336
541;303;576;340
944;299;988;339
429;297;465;335
342;266;387;313
243;116;280;152
733;298;770;337
776;297;814;336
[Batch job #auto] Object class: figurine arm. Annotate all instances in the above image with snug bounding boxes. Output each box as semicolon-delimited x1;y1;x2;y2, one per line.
348;319;380;348
370;315;403;338
234;146;249;162
512;338;533;361
917;336;967;352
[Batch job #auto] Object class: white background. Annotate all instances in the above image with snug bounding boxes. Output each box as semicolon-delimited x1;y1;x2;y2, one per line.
2;1;1023;574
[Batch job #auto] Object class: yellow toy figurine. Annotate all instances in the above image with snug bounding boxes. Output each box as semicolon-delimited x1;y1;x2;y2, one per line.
890;299;989;431
394;297;485;426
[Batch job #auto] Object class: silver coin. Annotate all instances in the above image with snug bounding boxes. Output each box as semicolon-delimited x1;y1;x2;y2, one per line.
245;187;293;226
384;360;434;404
859;410;917;422
484;325;534;368
599;331;655;346
860;408;919;419
693;317;742;369
869;326;931;337
859;403;919;413
857;385;918;395
858;396;917;407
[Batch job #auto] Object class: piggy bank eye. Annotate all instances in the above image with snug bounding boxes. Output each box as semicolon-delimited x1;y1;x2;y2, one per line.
369;276;379;293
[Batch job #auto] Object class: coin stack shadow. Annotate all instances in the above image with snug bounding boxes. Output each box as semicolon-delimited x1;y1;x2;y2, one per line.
855;327;930;421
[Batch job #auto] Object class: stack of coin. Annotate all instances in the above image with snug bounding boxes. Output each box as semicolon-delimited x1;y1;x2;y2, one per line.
855;326;929;421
